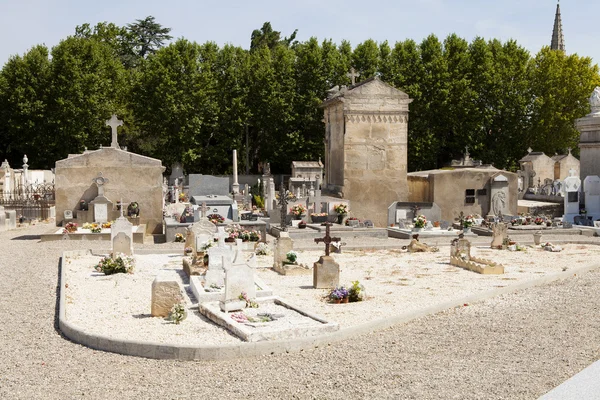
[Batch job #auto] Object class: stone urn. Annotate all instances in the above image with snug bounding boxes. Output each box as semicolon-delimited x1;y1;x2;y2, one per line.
533;231;542;245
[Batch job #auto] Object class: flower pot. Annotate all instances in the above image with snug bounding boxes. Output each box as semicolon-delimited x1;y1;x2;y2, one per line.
412;227;423;232
533;231;542;245
311;215;328;224
337;214;345;224
342;297;349;303
332;299;342;304
463;227;471;234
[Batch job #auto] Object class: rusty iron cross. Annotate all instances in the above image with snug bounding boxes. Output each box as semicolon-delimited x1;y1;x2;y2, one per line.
314;222;341;256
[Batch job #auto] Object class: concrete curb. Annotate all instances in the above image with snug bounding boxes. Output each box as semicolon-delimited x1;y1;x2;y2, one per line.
58;246;600;361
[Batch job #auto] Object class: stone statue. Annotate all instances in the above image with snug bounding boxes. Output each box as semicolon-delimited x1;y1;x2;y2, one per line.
590;86;600;115
407;234;439;253
492;191;506;216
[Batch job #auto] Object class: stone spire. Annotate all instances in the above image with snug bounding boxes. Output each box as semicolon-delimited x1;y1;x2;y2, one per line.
550;2;565;52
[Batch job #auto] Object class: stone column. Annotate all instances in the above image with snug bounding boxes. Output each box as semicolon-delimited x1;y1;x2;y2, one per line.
232;149;239;195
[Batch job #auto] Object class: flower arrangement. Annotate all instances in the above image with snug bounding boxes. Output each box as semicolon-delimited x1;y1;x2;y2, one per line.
255;242;270;255
463;215;475;228
328;286;349;302
89;224;102;233
226;225;260;241
413;214;427;228
94;253;135;275
286;250;298;263
207;213;225;225
534;217;544;225
239;291;259;308
174;233;185;242
168;303;187;324
101;221;112;229
334;204;348;215
311;212;328;217
345;217;359;226
348;280;365;302
178;192;186;202
290;204;307;217
63;222;78;234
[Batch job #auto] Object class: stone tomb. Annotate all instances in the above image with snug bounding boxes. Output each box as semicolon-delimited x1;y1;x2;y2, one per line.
111;215;133;256
199;296;339;342
151;270;184;317
191;195;238;222
182;217;217;276
273;232;310;275
188;174;230;197
450;238;504;274
219;263;256;312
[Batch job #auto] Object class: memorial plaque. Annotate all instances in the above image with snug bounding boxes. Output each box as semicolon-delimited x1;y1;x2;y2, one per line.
94;203;108;223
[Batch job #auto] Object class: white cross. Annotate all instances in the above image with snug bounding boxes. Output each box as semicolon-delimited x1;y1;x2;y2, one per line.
105;114;123;148
92;172;109;197
346;67;360;85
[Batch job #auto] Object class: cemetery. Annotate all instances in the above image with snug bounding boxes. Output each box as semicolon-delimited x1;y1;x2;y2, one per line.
5;5;600;395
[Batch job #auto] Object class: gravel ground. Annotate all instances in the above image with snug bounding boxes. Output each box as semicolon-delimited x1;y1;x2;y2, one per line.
1;222;600;399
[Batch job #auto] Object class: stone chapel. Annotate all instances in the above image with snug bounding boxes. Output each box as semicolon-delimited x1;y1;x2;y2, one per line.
321;76;412;227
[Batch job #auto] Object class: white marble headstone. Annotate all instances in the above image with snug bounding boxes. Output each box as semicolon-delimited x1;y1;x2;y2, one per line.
111;216;133;256
584;175;600;218
220;263;255;312
94;203;108;223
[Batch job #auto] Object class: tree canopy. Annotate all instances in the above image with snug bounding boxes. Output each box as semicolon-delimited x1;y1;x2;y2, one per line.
1;19;598;175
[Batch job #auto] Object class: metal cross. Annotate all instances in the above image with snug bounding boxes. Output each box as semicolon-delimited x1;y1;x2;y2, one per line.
277;178;288;231
200;202;210;218
105;114;123;148
314;222;341;256
346;67;360;85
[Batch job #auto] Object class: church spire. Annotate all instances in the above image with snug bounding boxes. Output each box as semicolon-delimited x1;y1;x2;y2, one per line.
551;2;565;52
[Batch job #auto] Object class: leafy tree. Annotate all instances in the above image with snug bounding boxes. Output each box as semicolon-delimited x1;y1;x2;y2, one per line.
250;22;297;52
0;45;51;167
351;39;379;80
127;16;172;59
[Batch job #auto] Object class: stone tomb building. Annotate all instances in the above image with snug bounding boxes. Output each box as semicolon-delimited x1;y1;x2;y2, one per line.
321;76;412;227
55;147;165;234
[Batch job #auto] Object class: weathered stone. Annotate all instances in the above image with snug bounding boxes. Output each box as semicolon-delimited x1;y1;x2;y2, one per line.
313;255;340;289
490;223;508;249
151;274;183;317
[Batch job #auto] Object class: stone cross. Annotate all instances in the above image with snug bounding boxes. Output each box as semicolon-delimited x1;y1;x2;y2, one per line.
92;172;109;197
200;202;210;218
119;197;124;217
105;114;123;149
568;168;577;177
346;67;360;85
277;179;288;232
314;222;341;256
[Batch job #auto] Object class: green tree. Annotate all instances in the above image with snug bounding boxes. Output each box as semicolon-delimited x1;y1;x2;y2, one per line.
527;47;600;158
127;16;172;59
250;22;297;52
0;45;51;167
351;39;379;80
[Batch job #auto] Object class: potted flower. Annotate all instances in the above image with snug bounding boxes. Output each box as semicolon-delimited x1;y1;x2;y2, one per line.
534;217;544;225
463;215;475;233
289;204;307;220
413;214;427;231
174;233;185;243
328;286;349;304
348;280;365;302
63;222;78;234
334;204;348;224
310;212;328;224
284;250;298;265
79;199;88;211
298;220;307;229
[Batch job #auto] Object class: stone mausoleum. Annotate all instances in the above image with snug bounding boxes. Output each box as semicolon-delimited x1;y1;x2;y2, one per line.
54;115;165;234
321;76;412;227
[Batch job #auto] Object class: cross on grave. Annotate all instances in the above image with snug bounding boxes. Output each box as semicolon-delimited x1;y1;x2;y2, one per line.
105;114;123;149
314;222;341;256
411;204;421;219
346;67;360;85
92;172;109;197
200;202;210;218
278;178;288;231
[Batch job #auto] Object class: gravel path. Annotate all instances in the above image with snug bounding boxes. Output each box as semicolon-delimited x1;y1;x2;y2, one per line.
1;222;600;399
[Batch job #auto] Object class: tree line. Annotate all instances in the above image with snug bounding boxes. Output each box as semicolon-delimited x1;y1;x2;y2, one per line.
0;19;598;174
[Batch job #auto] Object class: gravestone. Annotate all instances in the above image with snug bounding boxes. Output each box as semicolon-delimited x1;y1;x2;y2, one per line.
188;174;229;197
5;209;16;230
151;270;183;317
64;210;73;221
313;256;340;289
205;243;234;288
89;172;113;223
563;169;582;223
111;214;133;256
220;263;255;312
583;175;600;218
490;223;508;249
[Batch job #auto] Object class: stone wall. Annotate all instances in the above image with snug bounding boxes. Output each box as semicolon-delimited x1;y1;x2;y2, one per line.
577;115;600;184
55;148;165;234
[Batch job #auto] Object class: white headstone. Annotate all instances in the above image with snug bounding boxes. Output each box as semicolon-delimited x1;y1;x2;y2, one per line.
563;169;582;222
94;203;108;223
220;263;255;312
584;175;600;218
111;216;133;256
64;210;73;220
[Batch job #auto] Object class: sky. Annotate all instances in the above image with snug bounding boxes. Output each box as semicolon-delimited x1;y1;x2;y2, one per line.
0;0;598;68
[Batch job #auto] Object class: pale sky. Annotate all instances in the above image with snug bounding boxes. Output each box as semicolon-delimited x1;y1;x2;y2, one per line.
0;0;597;68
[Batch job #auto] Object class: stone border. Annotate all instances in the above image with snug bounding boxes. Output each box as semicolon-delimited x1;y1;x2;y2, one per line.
59;244;600;361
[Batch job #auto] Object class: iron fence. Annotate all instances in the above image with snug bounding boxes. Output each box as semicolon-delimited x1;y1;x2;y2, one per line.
0;182;55;221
